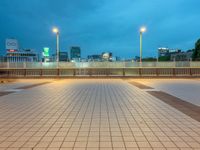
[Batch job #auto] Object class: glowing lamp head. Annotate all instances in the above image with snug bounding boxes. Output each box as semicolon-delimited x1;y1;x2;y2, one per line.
52;28;59;34
140;27;146;33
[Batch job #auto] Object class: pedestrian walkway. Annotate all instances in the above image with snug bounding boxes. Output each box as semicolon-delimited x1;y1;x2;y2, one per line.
0;79;52;91
128;79;200;106
0;79;200;150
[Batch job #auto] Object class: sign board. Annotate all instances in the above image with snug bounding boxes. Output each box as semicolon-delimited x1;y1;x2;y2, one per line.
6;39;19;50
43;47;50;57
7;49;17;52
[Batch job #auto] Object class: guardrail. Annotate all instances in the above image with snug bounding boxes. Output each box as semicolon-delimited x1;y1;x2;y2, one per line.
1;62;200;77
1;61;200;69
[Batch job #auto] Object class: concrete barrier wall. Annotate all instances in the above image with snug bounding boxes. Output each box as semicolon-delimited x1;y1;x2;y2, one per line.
1;68;200;77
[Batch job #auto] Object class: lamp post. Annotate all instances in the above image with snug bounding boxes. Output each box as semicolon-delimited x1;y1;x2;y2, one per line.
52;27;59;62
140;27;146;63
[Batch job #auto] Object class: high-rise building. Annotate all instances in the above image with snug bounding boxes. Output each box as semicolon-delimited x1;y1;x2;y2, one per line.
51;52;69;62
70;47;81;61
59;52;68;62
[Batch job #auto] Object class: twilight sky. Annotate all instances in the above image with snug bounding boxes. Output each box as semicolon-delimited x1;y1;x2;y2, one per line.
0;0;200;58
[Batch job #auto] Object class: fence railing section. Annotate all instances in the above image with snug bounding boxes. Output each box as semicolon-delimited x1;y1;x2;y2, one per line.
1;61;200;69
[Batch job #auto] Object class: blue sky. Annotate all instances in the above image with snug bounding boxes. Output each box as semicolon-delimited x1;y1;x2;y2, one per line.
0;0;200;58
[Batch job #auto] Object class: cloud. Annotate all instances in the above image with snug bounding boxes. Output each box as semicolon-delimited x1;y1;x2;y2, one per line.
0;0;200;58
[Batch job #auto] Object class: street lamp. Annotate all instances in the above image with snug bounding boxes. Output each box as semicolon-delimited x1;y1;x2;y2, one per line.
140;26;146;63
52;27;60;62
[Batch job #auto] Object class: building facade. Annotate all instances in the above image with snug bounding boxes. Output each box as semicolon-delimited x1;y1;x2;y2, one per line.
158;47;181;57
158;47;170;57
6;49;38;62
88;55;102;61
170;50;193;61
102;52;112;61
59;52;68;62
0;56;6;62
70;47;81;61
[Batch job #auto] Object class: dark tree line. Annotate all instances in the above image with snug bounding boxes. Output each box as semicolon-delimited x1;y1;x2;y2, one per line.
193;39;200;61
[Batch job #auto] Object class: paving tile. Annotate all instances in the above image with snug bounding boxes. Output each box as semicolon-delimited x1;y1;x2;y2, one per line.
87;142;99;148
137;141;151;148
0;79;200;150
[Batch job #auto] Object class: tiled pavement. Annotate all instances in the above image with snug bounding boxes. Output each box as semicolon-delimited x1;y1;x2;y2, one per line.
129;79;200;106
0;79;53;91
0;79;200;150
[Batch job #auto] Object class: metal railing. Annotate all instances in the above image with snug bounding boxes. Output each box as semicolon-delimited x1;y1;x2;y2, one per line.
1;61;200;69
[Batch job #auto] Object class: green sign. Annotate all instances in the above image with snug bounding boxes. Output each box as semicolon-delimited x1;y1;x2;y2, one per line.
43;47;50;57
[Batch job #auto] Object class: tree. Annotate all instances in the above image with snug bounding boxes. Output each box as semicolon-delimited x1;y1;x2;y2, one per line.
158;56;170;61
142;57;157;62
193;39;200;61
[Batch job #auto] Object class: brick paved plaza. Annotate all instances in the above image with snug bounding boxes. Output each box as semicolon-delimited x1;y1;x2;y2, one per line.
0;79;200;150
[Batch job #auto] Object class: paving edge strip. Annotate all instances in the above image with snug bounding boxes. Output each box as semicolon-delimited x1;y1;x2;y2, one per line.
0;82;51;98
15;82;51;90
128;81;154;89
0;91;14;97
147;91;200;122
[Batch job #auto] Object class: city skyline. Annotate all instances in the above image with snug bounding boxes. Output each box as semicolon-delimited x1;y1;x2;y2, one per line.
0;0;200;58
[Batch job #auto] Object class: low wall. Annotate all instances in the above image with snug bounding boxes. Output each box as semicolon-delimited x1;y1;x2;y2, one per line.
1;68;200;78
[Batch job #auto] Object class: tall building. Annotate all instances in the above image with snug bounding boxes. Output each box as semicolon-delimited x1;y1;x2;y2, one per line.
59;52;68;62
51;52;69;62
70;47;81;61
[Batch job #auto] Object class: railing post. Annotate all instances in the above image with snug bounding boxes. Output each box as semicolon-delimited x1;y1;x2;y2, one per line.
156;68;159;76
40;62;43;69
24;69;26;77
73;69;76;76
173;68;176;77
190;68;192;76
139;68;142;76
123;68;125;77
89;69;92;77
57;69;60;77
40;69;43;77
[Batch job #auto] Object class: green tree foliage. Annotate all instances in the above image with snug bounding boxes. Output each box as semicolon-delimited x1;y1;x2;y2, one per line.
193;39;200;60
158;56;170;61
142;57;157;62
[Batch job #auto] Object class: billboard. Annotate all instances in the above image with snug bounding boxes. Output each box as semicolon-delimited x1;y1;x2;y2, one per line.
6;39;19;50
43;47;50;57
